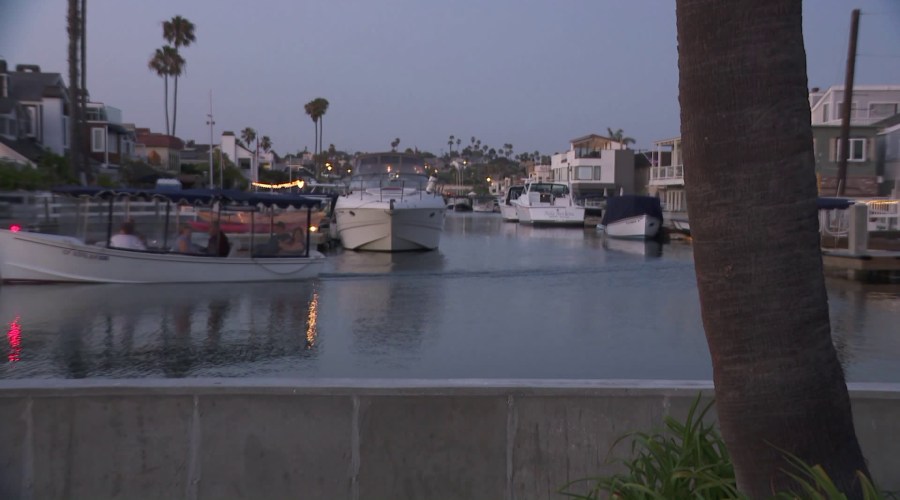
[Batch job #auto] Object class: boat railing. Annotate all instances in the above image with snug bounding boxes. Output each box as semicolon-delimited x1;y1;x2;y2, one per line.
351;175;440;202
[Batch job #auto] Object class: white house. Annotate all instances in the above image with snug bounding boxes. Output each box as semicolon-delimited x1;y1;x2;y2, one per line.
809;85;900;126
549;134;635;203
648;137;686;214
220;131;255;181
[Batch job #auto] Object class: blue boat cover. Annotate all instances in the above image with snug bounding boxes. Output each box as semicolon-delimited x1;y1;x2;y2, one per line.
601;195;664;226
816;197;854;210
51;186;324;209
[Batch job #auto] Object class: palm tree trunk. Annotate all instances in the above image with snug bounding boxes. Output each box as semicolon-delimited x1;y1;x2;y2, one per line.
79;0;91;183
67;0;80;181
318;117;324;171
172;74;178;137
164;76;170;136
313;119;319;179
676;0;869;497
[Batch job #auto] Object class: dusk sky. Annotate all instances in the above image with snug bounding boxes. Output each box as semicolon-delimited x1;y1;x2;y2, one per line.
2;1;899;158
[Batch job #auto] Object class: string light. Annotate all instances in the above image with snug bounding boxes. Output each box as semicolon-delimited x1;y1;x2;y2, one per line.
250;180;305;190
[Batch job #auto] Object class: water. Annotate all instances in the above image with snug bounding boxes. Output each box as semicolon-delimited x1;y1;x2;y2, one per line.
2;213;899;381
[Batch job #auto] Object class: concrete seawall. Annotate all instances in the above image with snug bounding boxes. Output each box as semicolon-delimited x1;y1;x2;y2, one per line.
0;379;897;499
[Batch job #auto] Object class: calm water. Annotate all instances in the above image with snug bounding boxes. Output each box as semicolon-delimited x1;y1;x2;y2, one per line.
2;213;899;381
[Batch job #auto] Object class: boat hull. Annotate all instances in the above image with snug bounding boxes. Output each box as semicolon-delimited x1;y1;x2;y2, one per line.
0;229;324;283
602;215;661;239
516;205;585;225
334;199;445;251
499;204;518;222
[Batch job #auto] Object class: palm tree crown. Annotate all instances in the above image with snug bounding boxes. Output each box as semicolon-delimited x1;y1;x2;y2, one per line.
161;15;196;138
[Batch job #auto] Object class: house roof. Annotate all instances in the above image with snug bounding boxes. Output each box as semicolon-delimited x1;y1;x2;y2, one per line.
872;112;900;130
136;131;184;149
0;136;48;163
6;71;66;102
569;133;614;144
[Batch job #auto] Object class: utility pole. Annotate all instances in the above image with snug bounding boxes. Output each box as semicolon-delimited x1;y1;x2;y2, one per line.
206;90;215;189
835;8;860;197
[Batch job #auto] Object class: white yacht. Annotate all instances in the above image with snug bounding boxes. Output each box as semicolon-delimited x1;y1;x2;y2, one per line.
514;181;585;225
334;153;445;251
499;185;524;222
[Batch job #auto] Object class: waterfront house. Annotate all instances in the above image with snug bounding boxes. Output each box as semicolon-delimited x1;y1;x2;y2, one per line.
85;101;135;170
809;85;900;197
549;134;635;204
220;131;255;181
135;128;184;172
0;60;69;163
875;114;900;198
647;136;686;219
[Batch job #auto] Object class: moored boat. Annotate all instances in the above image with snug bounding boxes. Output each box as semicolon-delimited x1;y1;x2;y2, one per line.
514;181;585;226
499;185;524;222
0;187;326;283
334;152;445;251
598;195;663;239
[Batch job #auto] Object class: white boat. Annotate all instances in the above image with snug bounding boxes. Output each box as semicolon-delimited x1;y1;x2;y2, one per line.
334;152;445;251
514;181;585;226
598;195;663;239
0;187;326;283
499;185;524;222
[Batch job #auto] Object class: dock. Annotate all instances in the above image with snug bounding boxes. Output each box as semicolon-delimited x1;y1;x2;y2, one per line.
822;249;900;283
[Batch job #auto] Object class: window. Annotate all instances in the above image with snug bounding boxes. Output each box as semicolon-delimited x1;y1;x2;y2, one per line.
575;166;593;180
91;127;105;152
836;138;867;162
869;103;898;119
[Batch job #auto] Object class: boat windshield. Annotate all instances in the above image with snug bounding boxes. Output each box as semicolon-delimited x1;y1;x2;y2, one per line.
527;183;569;196
350;154;429;190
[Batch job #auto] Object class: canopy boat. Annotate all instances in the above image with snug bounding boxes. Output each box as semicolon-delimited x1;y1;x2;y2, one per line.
599;195;663;239
514;181;585;225
334;152;445;251
0;187;326;283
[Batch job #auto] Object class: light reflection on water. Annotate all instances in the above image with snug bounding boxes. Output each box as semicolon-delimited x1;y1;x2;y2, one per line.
1;212;899;381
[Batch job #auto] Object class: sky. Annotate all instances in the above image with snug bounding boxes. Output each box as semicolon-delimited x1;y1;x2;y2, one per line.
2;0;899;158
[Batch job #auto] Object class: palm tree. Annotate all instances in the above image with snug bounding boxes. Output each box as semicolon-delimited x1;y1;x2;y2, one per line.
390;138;400;151
304;98;328;178
676;0;869;496
148;46;182;136
448;135;455;155
162;16;196;138
260;136;272;154
606;128;636;149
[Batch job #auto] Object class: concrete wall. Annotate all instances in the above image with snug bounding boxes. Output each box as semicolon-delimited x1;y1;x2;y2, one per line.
0;380;897;500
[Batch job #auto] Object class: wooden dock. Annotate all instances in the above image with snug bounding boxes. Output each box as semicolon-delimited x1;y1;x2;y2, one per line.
821;249;900;283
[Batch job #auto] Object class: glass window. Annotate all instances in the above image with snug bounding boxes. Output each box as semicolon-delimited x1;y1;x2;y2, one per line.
91;127;105;152
576;166;592;180
869;103;898;119
837;138;867;162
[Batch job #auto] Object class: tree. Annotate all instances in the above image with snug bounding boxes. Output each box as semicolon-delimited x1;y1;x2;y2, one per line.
304;98;328;178
67;0;81;182
391;138;400;151
676;0;869;497
606;127;636;149
162;15;196;138
148;46;183;136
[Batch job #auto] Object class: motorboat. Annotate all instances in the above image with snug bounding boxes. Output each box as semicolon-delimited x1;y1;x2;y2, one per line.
334;152;445;251
514;181;585;226
598;195;663;239
499;185;524;222
0;187;326;283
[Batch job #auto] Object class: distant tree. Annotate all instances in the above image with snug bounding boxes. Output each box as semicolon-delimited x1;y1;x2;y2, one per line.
148;46;183;136
260;136;272;155
304;98;329;177
240;127;257;151
448;135;455;154
391;138;400;151
606;127;636;149
161;15;196;138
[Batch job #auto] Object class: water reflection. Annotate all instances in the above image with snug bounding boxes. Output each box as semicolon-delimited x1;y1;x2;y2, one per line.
603;238;663;258
826;279;900;381
0;282;320;378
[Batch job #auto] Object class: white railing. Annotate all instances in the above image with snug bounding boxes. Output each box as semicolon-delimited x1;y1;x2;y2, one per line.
649;165;684;182
819;199;900;236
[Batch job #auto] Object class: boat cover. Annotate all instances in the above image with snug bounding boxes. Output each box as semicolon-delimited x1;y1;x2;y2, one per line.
816;197;854;210
601;195;664;226
50;186;324;209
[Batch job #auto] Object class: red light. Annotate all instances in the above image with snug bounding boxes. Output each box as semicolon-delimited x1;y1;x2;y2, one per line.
9;224;21;233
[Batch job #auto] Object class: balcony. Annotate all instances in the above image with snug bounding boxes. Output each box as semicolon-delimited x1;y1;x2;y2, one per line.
649;165;684;186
